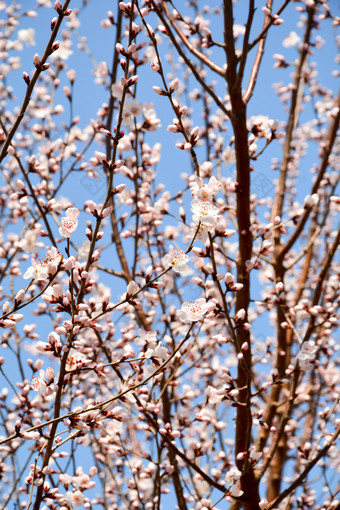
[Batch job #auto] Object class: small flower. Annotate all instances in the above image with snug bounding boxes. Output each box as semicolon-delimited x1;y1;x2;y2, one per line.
225;466;242;485
24;258;49;281
31;372;47;393
18;28;35;46
23;247;62;281
59;207;79;238
229;480;244;497
31;368;55;395
178;298;209;323
162;245;190;275
297;341;318;370
65;490;84;507
282;31;300;48
66;348;89;371
304;194;319;208
191;198;219;227
190;176;221;201
135;329;157;346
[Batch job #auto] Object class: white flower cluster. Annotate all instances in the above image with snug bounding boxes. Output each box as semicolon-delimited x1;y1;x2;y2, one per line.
225;466;243;497
297;341;318;370
23;246;62;281
190;176;222;243
135;329;168;360
31;367;56;396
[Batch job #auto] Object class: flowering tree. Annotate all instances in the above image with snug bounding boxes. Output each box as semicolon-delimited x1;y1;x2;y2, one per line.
0;1;339;509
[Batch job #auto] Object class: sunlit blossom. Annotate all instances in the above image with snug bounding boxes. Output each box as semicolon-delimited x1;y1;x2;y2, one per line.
297;341;318;370
23;247;62;281
66;348;90;371
162;245;190;275
178;298;209;323
59;207;79;238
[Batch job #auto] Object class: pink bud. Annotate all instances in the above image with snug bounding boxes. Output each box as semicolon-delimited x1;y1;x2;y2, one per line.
153;85;167;96
15;289;25;305
2;301;10;314
112;183;126;194
128;75;138;86
151;62;160;72
127;280;140;297
63;86;71;99
115;43;125;54
54;1;63;14
94;151;108;165
127;43;136;55
67;69;76;83
51;41;60;52
100;206;112;218
23;72;30;85
33;53;41;68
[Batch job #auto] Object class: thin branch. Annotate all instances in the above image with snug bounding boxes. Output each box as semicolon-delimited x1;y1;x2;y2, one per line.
161;1;226;78
0;0;72;164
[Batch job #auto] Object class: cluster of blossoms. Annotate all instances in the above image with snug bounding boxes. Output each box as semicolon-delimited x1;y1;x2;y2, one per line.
190;176;222;242
0;1;338;509
225;466;243;497
31;367;56;395
134;329;168;361
296;341;318;370
23;246;62;281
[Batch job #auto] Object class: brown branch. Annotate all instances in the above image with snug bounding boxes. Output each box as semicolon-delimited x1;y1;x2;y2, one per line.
150;0;233;121
161;385;188;510
236;0;255;91
32;331;74;510
271;4;315;251
161;1;226;78
266;424;340;509
279;92;340;258
243;0;272;103
302;225;340;343
247;0;291;54
0;0;72;164
260;10;317;495
223;1;259;507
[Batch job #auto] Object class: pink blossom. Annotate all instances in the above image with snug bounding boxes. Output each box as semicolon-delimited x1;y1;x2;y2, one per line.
59;208;79;238
66;348;89;371
23;247;61;281
190;176;221;201
178;298;209;323
162;245;190;275
65;490;84;507
297;341;318;370
191;198;219;228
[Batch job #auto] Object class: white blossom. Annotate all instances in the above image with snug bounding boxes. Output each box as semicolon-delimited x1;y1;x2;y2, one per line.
23;247;62;281
59;207;79;238
162;245;190;275
178;298;209;323
297;341;318;370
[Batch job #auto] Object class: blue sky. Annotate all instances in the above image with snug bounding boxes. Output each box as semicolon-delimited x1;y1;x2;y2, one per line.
0;1;339;508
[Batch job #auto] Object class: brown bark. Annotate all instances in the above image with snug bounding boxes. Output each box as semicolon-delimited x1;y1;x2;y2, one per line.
223;1;259;506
